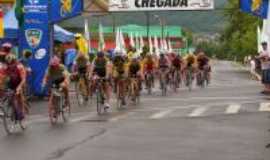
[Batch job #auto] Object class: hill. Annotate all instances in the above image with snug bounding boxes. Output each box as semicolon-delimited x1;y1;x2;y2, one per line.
59;0;227;34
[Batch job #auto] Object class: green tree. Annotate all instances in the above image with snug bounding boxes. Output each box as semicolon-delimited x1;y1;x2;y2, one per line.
220;0;262;61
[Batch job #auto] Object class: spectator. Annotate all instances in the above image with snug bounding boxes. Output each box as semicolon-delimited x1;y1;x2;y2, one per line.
64;47;77;72
258;42;270;94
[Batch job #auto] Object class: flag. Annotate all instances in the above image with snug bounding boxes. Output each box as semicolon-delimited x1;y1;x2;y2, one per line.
120;29;126;54
98;23;105;51
139;35;144;53
0;8;3;38
15;0;24;27
240;0;269;19
163;39;168;51
135;33;140;52
84;18;90;53
115;28;121;52
154;36;160;56
149;36;153;55
160;38;164;51
168;40;173;53
258;26;263;52
129;33;135;48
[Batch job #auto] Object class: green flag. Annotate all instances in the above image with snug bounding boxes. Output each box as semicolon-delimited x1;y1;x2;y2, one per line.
15;0;24;27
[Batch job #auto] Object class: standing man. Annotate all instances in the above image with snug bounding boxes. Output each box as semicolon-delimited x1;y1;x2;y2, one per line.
259;42;270;94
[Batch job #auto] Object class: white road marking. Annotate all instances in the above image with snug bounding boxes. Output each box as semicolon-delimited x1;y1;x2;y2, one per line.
150;109;174;119
226;104;241;114
259;103;270;112
109;112;132;122
70;114;96;123
188;107;208;117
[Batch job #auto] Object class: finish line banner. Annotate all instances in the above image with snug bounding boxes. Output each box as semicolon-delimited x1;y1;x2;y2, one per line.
109;0;214;11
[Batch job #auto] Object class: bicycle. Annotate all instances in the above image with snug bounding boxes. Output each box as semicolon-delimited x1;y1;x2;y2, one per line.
160;68;168;96
49;84;70;125
0;90;26;134
95;77;108;115
145;71;154;95
116;75;126;110
171;68;181;92
197;65;210;88
127;75;140;105
75;74;89;107
186;65;193;91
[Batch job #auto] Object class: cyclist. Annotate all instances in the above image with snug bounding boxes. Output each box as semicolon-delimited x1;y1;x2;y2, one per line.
43;56;70;118
158;53;170;88
143;54;156;88
5;54;27;128
0;47;8;88
171;54;183;87
112;52;128;105
196;52;211;85
184;53;196;85
127;55;142;92
91;51;111;109
72;52;91;100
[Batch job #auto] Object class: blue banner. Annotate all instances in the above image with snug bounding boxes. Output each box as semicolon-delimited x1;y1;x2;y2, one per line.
240;0;269;19
50;0;83;23
20;0;51;95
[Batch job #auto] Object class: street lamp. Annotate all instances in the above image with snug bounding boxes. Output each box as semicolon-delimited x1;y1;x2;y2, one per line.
153;15;165;40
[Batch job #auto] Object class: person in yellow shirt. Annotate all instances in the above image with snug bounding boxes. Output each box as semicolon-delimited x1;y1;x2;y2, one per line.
74;33;88;57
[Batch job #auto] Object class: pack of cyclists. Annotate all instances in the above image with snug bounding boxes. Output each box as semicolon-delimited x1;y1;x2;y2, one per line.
0;43;211;131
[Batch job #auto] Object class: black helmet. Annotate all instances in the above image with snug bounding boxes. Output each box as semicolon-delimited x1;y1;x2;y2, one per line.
97;51;104;58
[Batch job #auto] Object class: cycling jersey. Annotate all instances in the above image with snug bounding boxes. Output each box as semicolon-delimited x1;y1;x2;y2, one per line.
93;57;108;77
74;56;90;74
143;58;155;71
46;64;66;83
113;56;126;74
6;62;25;90
197;56;209;70
129;62;141;76
159;58;169;68
172;57;182;69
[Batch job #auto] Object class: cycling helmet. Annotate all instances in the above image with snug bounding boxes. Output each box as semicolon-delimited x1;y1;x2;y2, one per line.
1;43;12;53
5;54;16;64
2;43;12;49
49;56;61;67
97;51;104;58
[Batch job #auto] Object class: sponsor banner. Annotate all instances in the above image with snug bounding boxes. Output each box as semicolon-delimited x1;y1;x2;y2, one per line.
240;0;269;19
109;0;214;11
20;0;50;95
50;0;83;22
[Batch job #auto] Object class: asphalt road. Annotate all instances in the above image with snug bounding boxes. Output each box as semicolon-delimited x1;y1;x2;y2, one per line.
0;61;270;160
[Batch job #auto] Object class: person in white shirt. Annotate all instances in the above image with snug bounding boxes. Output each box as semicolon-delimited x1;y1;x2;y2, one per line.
259;42;270;94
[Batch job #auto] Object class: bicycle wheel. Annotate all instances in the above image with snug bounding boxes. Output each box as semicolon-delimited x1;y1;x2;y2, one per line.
187;71;192;91
161;77;167;96
116;83;123;110
96;88;103;115
50;96;59;125
2;103;16;135
135;82;140;105
146;74;152;95
60;95;69;123
173;72;178;92
75;79;86;107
